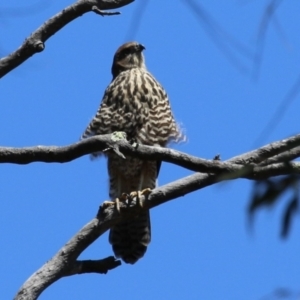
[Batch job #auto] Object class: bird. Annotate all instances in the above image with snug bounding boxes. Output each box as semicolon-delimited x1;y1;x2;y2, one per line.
81;41;184;264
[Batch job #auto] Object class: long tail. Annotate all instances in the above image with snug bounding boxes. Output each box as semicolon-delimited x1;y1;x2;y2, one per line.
109;211;151;264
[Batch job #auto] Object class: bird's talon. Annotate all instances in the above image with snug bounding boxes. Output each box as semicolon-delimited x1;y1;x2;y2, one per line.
101;199;121;213
129;191;143;208
129;191;137;199
115;198;120;213
129;188;152;208
141;188;152;196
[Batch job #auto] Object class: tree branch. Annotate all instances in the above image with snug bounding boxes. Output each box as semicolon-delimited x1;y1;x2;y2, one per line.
14;205;124;300
1;133;300;176
259;146;300;166
0;0;134;79
13;133;300;299
229;133;300;164
66;257;121;275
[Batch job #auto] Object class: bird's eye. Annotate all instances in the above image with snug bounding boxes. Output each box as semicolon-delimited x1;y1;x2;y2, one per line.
121;49;131;57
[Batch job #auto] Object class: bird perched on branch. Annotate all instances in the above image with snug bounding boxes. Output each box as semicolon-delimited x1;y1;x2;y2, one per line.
81;41;184;264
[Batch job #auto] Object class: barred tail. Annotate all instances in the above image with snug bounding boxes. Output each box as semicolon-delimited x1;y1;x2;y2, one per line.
109;211;151;264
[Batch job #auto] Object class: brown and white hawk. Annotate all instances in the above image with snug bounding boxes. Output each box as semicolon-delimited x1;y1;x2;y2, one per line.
81;42;184;264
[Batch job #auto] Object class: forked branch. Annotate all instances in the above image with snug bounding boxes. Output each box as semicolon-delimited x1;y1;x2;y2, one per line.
13;133;300;299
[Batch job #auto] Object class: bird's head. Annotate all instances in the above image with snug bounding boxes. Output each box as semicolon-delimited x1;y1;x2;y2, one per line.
111;42;146;78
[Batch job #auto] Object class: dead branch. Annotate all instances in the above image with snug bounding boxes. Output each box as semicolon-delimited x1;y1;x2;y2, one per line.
13;133;300;299
1;133;300;177
66;257;121;276
0;0;134;79
259;146;300;166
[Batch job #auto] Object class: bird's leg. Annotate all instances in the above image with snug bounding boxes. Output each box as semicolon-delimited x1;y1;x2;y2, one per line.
102;188;151;211
129;188;152;208
102;193;128;213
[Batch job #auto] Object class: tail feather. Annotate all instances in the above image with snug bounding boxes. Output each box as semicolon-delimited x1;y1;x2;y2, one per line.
109;211;151;264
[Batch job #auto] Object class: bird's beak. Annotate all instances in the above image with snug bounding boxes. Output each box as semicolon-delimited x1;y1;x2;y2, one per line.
138;44;146;52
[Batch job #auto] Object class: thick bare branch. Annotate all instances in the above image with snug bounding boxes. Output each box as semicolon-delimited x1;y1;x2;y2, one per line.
1;133;300;176
0;0;134;79
0;133;245;173
11;172;224;299
14;204;125;300
14;139;300;299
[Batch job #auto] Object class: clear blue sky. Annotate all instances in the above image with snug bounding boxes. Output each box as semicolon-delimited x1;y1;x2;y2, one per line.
1;1;300;299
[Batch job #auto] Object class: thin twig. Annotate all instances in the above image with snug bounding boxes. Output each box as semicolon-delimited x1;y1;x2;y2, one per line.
92;6;121;16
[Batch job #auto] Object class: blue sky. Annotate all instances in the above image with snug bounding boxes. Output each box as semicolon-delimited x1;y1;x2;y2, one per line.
1;0;300;299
